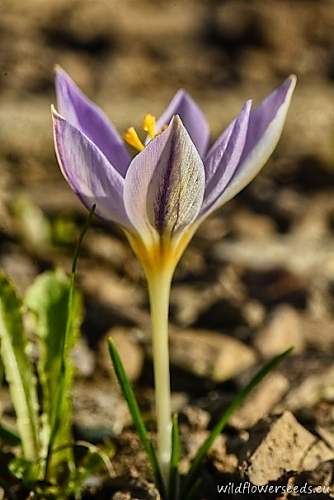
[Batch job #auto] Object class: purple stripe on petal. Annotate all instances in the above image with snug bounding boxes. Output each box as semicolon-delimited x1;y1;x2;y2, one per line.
199;75;296;220
124;116;205;243
55;67;131;177
201;100;251;214
156;90;210;157
52;107;132;229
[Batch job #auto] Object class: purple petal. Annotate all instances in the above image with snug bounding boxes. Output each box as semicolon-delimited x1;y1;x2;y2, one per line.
200;75;296;219
201;100;251;214
156;90;210;157
52;107;132;229
124;116;205;243
55;67;130;177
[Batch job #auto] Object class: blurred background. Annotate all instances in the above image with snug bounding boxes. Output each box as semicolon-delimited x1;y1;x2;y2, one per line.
1;0;334;455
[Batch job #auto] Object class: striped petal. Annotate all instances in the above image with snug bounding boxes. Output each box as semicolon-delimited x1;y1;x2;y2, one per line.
124;116;205;245
52;107;131;229
200;75;296;220
156;90;210;157
55;67;130;177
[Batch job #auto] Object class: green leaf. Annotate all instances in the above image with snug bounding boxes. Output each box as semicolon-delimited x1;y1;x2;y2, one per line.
44;205;95;480
169;414;180;500
68;440;115;497
25;269;82;469
0;422;21;446
9;456;40;484
108;339;166;498
0;272;40;462
9;456;32;480
182;348;293;499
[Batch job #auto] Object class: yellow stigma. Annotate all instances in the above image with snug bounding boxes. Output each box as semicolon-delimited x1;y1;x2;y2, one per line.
143;113;156;139
124;127;145;152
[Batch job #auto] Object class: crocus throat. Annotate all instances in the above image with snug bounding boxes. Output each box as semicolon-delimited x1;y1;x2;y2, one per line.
124;222;198;281
124;114;166;153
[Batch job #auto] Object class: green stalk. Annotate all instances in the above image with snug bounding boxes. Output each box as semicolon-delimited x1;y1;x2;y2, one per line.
108;339;166;497
147;267;173;487
44;205;95;479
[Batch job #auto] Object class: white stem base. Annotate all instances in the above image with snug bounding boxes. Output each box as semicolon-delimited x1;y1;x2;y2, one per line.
148;269;173;487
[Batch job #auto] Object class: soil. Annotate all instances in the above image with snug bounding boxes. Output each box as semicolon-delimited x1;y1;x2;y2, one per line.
1;0;334;498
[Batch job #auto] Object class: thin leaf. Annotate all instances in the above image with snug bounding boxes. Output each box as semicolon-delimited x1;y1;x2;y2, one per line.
0;358;4;385
0;422;21;446
25;270;82;469
169;414;180;500
53;440;115;477
182;348;293;499
44;205;95;479
108;339;166;498
0;273;40;462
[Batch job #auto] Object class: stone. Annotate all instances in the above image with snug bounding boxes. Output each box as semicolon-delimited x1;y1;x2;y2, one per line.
171;285;209;326
243;300;266;329
81;266;143;309
254;305;305;358
72;338;95;378
247;411;334;485
180;429;237;475
112;494;131;500
230;373;289;429
169;329;256;382
302;317;334;351
100;328;145;383
278;365;334;412
73;379;130;436
85;230;129;269
214;233;334;283
231;209;276;240
0;250;37;294
181;405;210;430
302;440;334;471
316;426;334;452
171;265;246;328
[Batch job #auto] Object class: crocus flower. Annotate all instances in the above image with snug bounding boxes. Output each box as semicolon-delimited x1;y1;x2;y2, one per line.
52;67;296;482
52;68;295;275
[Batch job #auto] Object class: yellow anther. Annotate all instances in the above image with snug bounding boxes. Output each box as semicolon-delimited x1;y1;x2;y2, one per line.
124;127;145;152
143;113;156;139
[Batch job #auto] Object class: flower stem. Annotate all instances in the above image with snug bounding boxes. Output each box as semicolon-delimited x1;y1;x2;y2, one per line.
147;267;173;487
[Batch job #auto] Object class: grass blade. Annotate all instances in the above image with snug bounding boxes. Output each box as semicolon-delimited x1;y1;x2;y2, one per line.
169;414;181;500
182;348;293;498
0;273;40;462
184;477;202;500
44;205;95;479
108;339;166;498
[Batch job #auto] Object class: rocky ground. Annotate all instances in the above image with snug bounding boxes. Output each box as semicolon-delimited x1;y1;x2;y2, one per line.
1;0;334;498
